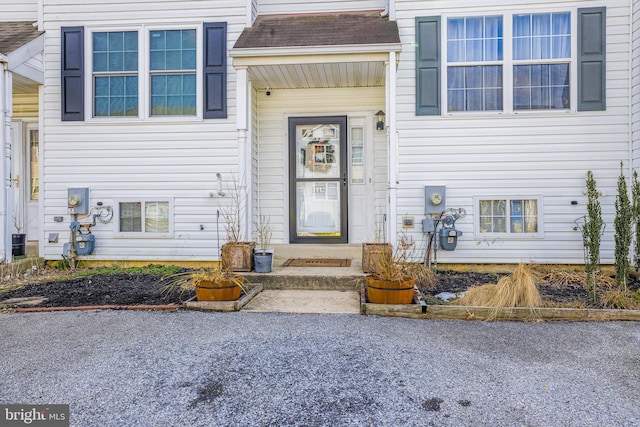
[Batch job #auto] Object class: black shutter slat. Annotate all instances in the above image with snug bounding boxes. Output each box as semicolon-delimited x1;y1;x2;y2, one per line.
578;7;606;111
416;16;440;116
203;22;227;119
61;26;84;121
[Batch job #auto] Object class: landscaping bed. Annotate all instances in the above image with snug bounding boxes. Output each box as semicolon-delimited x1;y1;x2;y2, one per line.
0;264;638;312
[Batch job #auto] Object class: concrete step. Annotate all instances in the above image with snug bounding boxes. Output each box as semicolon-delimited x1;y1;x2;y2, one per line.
271;243;362;262
242;244;366;291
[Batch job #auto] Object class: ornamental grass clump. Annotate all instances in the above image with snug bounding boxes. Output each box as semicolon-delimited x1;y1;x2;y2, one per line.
456;263;541;320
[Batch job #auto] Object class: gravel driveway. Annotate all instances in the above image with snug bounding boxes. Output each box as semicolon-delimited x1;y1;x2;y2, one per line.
1;311;639;426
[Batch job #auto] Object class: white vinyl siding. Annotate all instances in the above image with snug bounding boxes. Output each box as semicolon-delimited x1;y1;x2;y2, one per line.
41;0;244;261
398;0;629;264
0;0;37;21
632;0;640;171
258;0;385;15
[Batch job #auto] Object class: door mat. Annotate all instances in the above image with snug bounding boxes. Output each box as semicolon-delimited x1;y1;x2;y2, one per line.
283;258;351;267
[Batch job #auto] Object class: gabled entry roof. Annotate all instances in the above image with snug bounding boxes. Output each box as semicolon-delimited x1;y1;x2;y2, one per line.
234;11;400;48
0;21;44;91
231;11;401;90
0;21;43;56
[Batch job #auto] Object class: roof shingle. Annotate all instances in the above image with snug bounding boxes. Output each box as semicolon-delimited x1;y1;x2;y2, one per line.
0;21;43;55
234;11;400;49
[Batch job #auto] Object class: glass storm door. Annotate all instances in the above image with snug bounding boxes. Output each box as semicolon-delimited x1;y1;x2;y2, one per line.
289;116;348;243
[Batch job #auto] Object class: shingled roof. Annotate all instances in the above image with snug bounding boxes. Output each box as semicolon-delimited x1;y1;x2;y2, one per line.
0;21;43;55
234;11;400;49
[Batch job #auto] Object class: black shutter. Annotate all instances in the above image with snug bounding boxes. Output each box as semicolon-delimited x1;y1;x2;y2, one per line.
416;16;440;116
61;26;84;121
578;7;606;111
203;22;227;119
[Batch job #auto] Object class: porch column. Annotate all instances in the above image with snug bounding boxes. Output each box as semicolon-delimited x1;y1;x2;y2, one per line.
236;66;252;241
386;51;398;244
0;57;11;262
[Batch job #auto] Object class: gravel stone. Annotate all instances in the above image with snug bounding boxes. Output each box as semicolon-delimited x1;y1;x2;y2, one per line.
0;311;639;426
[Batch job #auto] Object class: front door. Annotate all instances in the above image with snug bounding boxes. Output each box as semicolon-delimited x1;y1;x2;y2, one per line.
289;116;348;243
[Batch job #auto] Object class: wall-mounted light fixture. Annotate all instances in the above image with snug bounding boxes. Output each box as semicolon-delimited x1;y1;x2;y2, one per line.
375;110;385;130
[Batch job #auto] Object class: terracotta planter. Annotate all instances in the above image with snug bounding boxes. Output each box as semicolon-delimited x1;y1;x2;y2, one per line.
222;242;255;272
195;276;243;301
365;275;416;304
362;243;392;273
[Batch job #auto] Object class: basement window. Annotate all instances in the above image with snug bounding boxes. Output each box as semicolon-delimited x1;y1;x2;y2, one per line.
474;196;543;238
114;199;174;237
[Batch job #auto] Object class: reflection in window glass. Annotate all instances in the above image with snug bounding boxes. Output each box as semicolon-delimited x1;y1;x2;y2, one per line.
93;31;138;117
29;130;39;200
119;201;170;233
150;29;197;116
350;127;364;184
479;198;539;234
447;16;503;112
119;202;142;232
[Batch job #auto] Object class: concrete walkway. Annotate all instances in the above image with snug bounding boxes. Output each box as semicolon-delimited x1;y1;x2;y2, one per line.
242;289;361;314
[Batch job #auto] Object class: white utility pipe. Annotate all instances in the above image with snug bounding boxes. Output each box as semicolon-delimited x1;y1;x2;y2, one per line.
386;51;398;244
0;57;11;262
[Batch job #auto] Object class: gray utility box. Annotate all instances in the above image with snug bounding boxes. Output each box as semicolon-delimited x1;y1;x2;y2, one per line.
425;185;446;214
68;188;90;214
439;228;462;251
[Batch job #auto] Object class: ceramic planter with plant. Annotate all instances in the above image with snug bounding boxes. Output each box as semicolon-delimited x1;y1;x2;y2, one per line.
254;213;273;273
220;176;255;271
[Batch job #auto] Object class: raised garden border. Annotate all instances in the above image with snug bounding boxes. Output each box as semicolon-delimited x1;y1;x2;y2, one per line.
184;283;263;312
361;302;640;321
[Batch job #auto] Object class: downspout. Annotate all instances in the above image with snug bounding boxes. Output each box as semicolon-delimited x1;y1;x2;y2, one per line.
381;0;395;21
628;0;634;178
387;51;398;244
0;55;10;262
236;66;250;242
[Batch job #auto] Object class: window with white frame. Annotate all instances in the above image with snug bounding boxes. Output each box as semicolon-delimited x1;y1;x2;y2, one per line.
116;199;174;237
444;11;572;113
513;12;571;110
446;16;503;112
92;31;139;117
149;29;197;116
476;197;542;237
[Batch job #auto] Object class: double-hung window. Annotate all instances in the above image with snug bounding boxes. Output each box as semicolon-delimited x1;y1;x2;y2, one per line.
446;16;503;112
92;31;139;117
149;29;197;116
513;13;571;110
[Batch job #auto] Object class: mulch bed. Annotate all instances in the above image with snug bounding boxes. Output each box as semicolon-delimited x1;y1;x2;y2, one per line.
0;269;637;309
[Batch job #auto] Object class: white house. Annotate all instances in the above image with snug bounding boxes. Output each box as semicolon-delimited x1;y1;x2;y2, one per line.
0;0;634;266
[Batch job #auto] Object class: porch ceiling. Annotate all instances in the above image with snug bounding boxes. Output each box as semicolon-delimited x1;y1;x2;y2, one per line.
231;11;400;90
246;61;386;90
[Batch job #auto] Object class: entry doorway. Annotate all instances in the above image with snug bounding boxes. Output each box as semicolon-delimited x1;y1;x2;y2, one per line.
289;116;348;243
10;120;40;242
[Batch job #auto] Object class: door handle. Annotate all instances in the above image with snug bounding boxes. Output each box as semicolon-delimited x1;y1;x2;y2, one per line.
342;173;347;187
